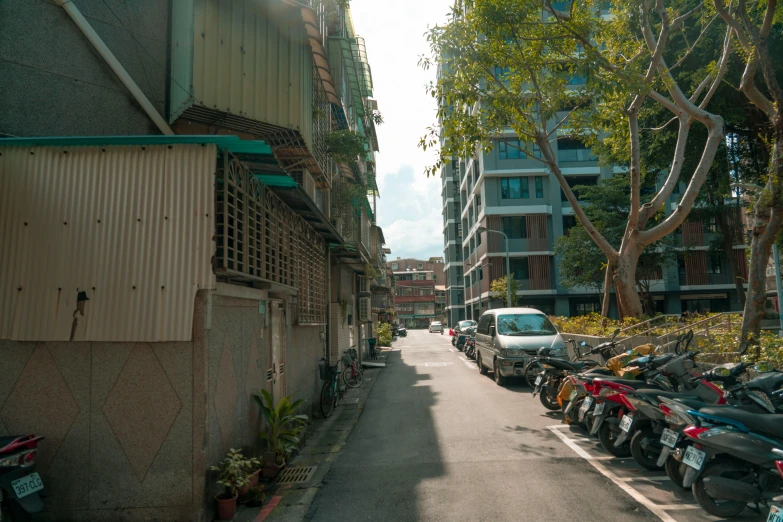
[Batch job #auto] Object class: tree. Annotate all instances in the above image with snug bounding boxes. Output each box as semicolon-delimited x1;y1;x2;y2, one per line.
554;176;678;317
420;0;732;318
710;0;783;346
490;276;519;307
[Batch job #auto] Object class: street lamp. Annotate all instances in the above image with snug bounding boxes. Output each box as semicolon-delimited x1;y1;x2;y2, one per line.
477;226;512;308
731;182;783;336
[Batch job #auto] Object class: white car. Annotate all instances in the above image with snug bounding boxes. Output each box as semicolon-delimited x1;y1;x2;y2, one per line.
429;321;443;333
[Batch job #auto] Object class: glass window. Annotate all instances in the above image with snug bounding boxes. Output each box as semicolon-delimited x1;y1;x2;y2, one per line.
391;263;398;270
501;177;528;199
563;216;577;235
502;216;526;239
706;217;717;233
496;314;557;335
417;262;424;269
510;258;529;280
499;139;525;160
561;176;597;201
557;139;596;162
708;254;722;274
477;315;491;335
535;176;544;198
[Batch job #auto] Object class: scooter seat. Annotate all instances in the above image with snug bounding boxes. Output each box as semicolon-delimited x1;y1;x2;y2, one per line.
635;389;699;402
698;408;783;440
566;361;595;371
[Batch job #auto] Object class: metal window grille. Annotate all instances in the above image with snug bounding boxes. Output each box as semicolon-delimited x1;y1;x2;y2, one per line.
216;154;327;324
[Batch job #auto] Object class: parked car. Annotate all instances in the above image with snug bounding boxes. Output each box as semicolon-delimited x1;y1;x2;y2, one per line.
474;308;567;386
429;321;443;333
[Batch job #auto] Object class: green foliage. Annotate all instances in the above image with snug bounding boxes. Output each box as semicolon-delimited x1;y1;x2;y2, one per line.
210;448;260;497
252;390;308;464
378;322;392;347
326;130;366;163
490;276;519;307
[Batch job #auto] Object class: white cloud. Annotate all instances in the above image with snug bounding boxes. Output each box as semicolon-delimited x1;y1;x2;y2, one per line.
350;0;453;260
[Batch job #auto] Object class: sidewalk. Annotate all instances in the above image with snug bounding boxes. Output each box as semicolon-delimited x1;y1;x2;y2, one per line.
233;348;394;522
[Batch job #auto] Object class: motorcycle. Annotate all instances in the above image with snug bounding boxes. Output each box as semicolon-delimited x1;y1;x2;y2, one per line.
398;326;407;337
464;330;476;359
679;405;783;518
456;329;472;351
0;434;46;522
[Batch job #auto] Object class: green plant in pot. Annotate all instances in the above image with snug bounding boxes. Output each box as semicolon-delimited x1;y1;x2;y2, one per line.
252;390;308;478
210;448;259;520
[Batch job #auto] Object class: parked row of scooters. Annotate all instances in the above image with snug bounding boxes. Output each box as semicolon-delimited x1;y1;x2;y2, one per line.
451;326;477;359
525;330;783;520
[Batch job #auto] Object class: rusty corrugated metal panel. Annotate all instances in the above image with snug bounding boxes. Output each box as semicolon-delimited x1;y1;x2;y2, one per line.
0;144;217;342
192;0;313;149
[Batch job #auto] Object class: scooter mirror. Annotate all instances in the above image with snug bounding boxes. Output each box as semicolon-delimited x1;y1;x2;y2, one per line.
714;367;731;377
738;342;749;355
580;341;587;346
686;330;694;343
755;361;774;373
612;328;620;339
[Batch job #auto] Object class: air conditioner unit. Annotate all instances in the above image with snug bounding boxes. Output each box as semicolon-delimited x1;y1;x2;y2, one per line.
359;297;371;322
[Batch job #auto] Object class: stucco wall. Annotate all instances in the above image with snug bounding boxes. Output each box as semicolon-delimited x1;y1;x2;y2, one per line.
0;294;206;522
0;0;167;137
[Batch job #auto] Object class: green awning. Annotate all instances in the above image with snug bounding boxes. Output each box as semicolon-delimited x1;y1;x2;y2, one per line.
253;174;299;188
0;135;272;154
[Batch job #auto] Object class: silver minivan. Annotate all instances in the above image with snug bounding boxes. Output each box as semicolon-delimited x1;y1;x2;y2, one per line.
475;308;568;386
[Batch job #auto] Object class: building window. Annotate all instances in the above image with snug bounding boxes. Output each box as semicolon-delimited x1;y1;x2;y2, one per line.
708;254;722;274
499;139;524;160
535;176;544;198
561;176;597;201
391;263;398;270
417;262;424;269
563;215;577;235
706;217;718;233
510;258;529;280
557;139;596;162
501;177;528;199
502;216;527;239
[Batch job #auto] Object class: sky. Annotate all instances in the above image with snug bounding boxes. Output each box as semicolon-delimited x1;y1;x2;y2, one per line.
350;0;454;262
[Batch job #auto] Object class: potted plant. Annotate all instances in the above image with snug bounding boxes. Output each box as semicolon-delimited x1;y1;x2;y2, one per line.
252;390;308;478
210;448;259;520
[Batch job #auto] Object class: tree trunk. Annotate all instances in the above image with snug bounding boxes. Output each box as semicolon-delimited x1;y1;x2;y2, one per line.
601;261;613;320
742;231;774;343
613;245;645;318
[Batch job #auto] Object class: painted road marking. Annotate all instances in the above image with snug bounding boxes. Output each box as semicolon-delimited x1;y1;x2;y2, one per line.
423;362;454;367
449;348;457;352
463;360;475;369
547;426;678;522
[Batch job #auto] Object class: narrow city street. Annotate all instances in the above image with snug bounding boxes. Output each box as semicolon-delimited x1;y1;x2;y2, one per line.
306;330;661;521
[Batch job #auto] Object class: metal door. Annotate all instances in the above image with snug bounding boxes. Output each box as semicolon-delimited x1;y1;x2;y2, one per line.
270;300;287;402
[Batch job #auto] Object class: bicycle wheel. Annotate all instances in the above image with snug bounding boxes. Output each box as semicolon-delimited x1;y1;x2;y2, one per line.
320;381;335;418
343;365;364;388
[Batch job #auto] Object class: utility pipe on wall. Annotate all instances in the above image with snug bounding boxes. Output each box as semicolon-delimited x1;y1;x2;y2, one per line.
54;0;174;135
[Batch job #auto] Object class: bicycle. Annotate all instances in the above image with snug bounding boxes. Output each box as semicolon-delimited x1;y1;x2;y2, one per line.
342;349;364;388
320;363;343;418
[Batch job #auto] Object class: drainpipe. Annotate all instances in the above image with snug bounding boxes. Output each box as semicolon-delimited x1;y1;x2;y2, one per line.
54;0;174;135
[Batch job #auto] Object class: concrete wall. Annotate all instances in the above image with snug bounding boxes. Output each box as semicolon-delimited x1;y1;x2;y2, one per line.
0;286;325;521
0;0;167;137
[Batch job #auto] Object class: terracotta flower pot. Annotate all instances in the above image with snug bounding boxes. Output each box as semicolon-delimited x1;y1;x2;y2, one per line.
261;460;284;479
216;493;238;520
239;469;261;495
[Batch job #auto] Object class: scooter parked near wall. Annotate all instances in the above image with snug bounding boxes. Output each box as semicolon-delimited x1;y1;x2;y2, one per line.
0;434;46;522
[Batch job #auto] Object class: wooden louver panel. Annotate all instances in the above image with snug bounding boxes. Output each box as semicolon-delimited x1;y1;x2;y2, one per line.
682;221;704;247
526;215;548;251
685;251;708;285
529;255;551;290
733;249;748;281
486;215;503;253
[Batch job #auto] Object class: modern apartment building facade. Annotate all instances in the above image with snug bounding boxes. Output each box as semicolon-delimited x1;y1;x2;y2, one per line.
441;137;750;320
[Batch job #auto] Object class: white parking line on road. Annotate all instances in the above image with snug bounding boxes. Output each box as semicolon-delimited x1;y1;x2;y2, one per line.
657;505;700;511
463;360;475;369
547;426;678;522
621;476;671;482
449;348;457;353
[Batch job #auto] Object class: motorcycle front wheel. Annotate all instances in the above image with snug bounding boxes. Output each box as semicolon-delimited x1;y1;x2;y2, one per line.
665;455;688;490
539;386;560;410
524;361;542;388
630;427;663;471
692;459;750;518
598;421;632;457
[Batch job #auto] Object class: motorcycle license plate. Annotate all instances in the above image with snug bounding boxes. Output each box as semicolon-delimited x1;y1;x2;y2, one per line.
568;389;578;401
11;472;43;499
660;428;679;449
619;413;634;433
767;505;782;522
593;402;606;416
683;446;706;470
535;375;543;386
579;396;593;416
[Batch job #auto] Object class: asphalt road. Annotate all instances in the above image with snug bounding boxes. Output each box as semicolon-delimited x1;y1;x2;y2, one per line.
306;330;661;522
